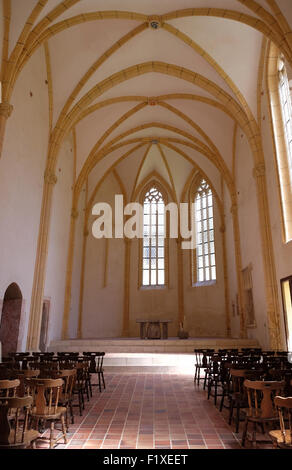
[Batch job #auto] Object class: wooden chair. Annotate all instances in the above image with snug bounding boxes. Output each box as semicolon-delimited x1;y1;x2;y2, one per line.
241;379;285;447
228;369;264;433
53;369;76;427
27;378;67;449
0;379;20;397
72;363;87;415
0;396;39;448
15;369;40;397
194;349;209;386
269;396;292;448
96;352;106;392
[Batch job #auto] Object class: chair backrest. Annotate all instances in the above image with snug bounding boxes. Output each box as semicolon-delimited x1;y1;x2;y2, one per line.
0;379;20;397
54;369;76;399
15;370;40;396
244;379;285;419
0;396;34;447
96;353;105;371
26;378;64;415
274;396;292;446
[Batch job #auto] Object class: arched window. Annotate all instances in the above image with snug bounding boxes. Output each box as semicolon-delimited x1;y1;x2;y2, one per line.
278;56;292;182
194;179;216;283
142;186;165;286
267;44;292;242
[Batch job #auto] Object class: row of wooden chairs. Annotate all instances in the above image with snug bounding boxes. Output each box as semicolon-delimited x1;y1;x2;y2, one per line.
194;348;292;448
0;351;106;448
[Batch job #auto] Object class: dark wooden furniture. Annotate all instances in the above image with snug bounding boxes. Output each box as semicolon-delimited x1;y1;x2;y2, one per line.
269;396;292;448
27;377;67;449
0;396;39;448
241;379;285;447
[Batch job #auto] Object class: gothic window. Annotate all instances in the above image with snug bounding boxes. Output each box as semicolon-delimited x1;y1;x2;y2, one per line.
194;179;216;283
279;57;292;182
142;186;165;286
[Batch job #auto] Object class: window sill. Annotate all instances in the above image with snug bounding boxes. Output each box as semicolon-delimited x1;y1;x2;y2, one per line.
192;280;216;287
140;285;167;291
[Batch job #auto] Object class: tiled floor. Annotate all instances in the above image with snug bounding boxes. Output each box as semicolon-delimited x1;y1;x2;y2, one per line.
36;372;274;449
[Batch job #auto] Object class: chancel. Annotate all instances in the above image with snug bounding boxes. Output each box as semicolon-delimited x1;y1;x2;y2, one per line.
0;0;292;451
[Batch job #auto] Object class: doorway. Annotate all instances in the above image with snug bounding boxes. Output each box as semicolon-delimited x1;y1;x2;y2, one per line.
39;299;50;352
280;276;292;351
0;283;22;356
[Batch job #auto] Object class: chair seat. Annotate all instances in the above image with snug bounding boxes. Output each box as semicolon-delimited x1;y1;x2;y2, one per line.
269;429;292;446
31;405;67;419
0;429;39;448
242;407;279;421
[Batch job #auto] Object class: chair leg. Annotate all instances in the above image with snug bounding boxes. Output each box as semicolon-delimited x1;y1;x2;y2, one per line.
69;400;74;424
214;381;218;406
252;422;257;448
102;373;105;389
98;373;102;393
219;389;225;412
61;414;67;445
236;404;240;433
229;401;234;425
241;418;249;447
50;421;55;449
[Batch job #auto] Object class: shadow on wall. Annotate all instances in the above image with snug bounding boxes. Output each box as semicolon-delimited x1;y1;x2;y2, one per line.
0;283;22;356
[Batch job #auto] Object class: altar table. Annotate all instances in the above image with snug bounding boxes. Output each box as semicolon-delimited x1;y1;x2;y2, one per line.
136;320;172;339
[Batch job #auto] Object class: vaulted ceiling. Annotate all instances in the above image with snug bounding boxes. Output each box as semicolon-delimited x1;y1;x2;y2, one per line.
2;0;292;207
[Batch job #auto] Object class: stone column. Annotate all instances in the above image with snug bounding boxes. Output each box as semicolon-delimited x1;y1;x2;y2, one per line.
253;162;282;349
62;207;79;339
26;169;57;351
230;201;246;338
77;227;89;339
0;102;13;159
122;238;131;337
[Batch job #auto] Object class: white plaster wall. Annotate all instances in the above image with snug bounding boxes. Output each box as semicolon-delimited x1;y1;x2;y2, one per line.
183;201;227;337
0;48;49;351
44;132;75;344
234;128;270;348
224;185;241;338
68;183;86;339
82;173;124;338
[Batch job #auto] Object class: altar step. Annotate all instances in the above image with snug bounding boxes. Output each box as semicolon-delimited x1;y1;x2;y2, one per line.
48;337;259;354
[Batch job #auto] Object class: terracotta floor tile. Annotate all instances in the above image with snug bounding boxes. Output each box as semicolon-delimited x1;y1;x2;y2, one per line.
29;372;277;450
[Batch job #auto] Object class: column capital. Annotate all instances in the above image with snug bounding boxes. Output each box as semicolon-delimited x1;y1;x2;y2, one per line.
253;162;266;178
0;102;13;118
44;168;57;185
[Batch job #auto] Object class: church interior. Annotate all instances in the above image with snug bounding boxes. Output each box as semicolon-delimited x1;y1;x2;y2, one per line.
0;0;292;451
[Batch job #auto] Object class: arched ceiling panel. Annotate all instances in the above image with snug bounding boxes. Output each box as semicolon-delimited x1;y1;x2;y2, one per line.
9;0;37;56
169;141;223;195
277;0;292;26
92;73;213;102
160;144;194;202
135;144;172;191
87;142;145;196
165;99;234;170
72;27;237;106
37;0;258;24
48;19;139;125
114;146;147;201
168;16;262;118
75;100;137;175
104;105;207;147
